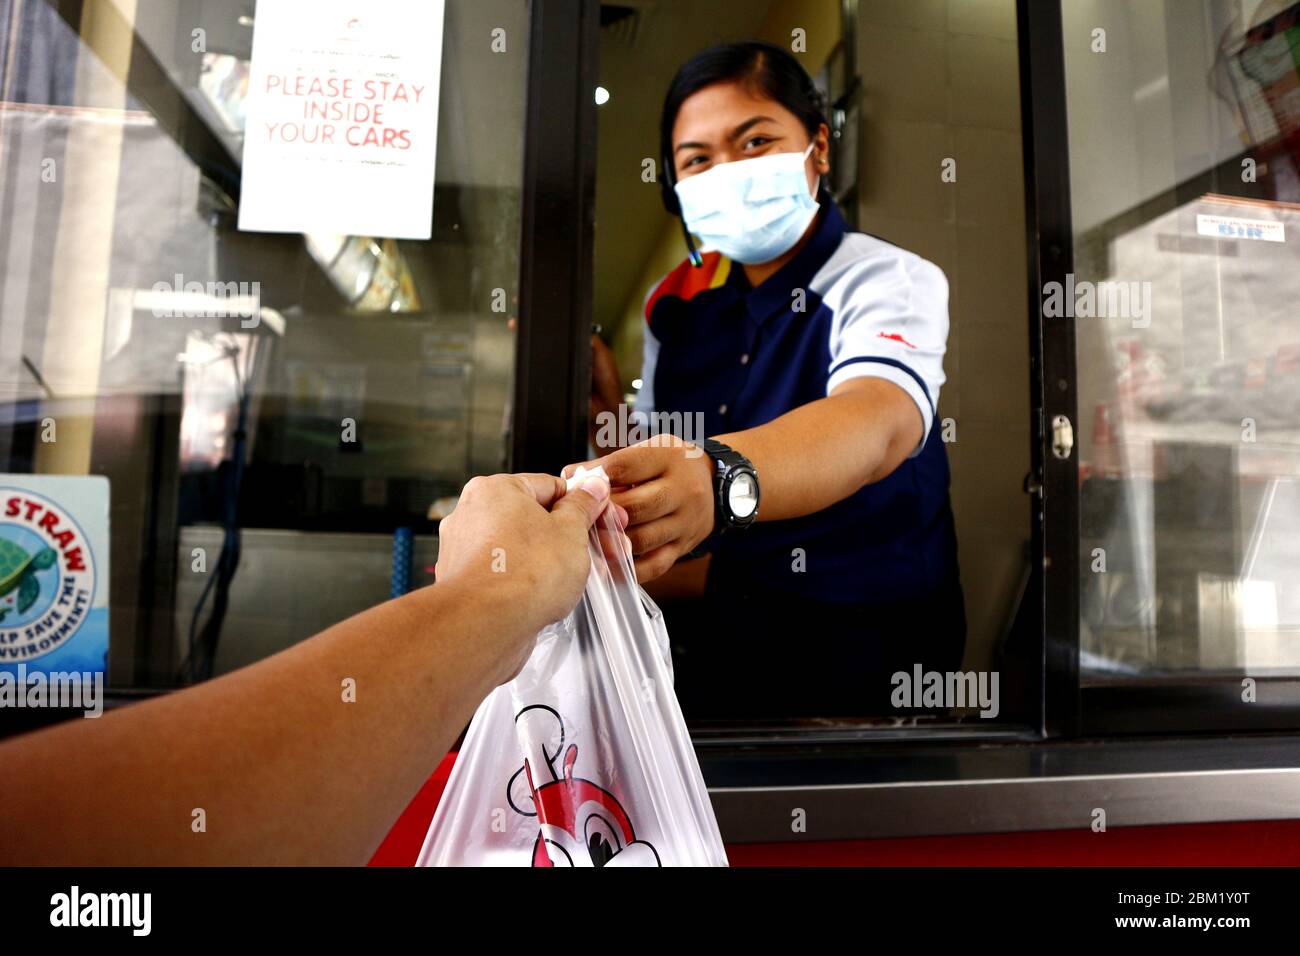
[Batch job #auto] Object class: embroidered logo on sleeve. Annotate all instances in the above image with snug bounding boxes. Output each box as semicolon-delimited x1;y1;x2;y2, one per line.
877;331;918;349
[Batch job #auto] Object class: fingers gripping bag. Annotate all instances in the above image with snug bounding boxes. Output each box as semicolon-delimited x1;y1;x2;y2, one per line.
418;467;728;867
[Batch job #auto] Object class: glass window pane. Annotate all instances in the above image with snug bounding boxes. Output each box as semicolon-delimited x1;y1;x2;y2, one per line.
1063;0;1300;678
0;0;527;689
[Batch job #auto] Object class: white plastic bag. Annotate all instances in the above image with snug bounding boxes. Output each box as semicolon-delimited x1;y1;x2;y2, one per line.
418;467;728;867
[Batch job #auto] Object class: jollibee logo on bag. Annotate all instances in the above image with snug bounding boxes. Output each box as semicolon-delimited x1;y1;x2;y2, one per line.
509;705;661;867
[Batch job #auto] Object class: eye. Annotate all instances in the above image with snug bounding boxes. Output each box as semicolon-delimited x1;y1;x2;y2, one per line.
681;153;708;170
742;135;773;151
585;813;623;867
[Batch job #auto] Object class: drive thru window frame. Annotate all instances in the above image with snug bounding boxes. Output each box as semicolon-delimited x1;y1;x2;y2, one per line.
672;0;1300;749
692;2;1300;847
7;0;1300;845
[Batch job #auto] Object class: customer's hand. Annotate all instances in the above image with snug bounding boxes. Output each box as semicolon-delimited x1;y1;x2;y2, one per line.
435;472;621;629
566;436;714;583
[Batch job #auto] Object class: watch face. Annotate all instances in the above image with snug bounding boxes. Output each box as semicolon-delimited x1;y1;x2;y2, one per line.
727;471;759;520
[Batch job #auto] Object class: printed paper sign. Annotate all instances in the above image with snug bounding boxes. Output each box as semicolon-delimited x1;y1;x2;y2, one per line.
238;0;446;239
0;475;110;677
1196;213;1286;243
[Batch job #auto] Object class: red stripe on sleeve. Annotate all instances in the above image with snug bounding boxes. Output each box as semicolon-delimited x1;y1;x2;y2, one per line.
644;251;722;323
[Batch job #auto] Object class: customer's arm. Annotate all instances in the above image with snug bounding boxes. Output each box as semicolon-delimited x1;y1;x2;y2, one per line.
0;471;615;866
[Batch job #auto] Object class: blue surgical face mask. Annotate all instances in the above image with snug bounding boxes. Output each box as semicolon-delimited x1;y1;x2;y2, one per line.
673;143;819;265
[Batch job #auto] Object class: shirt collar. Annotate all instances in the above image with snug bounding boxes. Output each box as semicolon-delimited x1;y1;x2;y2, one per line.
725;195;847;324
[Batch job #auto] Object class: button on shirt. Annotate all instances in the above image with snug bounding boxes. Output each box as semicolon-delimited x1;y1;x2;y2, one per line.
634;199;958;605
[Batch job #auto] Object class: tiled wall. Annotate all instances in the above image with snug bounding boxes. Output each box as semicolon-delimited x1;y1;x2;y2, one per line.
856;0;1031;668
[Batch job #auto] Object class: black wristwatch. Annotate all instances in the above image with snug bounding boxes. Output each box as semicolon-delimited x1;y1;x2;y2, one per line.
700;438;760;534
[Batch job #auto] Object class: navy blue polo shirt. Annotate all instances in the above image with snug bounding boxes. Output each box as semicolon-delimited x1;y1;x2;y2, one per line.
635;200;959;605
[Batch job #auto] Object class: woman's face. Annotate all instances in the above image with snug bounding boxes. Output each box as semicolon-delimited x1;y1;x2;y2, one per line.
671;81;827;192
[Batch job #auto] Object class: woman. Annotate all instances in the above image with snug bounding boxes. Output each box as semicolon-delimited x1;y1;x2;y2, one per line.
581;41;965;719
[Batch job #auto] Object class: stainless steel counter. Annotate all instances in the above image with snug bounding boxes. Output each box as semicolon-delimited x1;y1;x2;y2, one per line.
699;734;1300;842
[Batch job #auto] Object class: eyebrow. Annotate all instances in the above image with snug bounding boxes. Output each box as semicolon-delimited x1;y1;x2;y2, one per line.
674;114;779;154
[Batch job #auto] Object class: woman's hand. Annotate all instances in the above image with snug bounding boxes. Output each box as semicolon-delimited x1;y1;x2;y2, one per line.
566;437;715;583
590;333;624;451
435;472;621;679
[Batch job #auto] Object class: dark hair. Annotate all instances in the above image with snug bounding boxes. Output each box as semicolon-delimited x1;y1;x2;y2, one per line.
659;40;829;216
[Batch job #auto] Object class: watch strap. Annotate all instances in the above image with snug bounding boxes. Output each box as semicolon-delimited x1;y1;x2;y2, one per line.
699;438;757;535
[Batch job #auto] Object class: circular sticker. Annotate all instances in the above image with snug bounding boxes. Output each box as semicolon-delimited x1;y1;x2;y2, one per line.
0;488;96;661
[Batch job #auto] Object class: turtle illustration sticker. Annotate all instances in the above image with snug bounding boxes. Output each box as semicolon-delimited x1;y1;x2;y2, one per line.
0;475;109;677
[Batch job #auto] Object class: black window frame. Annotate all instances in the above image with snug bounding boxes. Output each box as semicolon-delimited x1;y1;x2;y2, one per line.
512;0;601;475
569;0;1057;749
1019;0;1078;739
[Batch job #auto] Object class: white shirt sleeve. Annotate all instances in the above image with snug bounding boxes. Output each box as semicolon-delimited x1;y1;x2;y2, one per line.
821;244;949;457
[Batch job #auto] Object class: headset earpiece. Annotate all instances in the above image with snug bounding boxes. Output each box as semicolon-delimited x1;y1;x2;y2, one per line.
660;152;680;215
662;152;702;267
